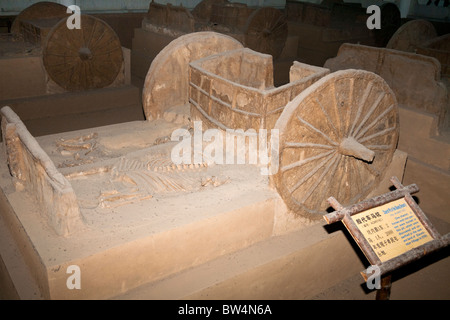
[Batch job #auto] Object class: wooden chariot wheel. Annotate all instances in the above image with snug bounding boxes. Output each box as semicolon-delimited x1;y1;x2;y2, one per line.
244;7;288;59
386;19;437;52
43;15;123;91
11;1;69;35
143;32;243;120
271;70;399;218
192;0;230;21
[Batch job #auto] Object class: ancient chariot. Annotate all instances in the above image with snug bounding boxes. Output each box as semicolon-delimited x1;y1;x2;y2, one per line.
8;1;124;91
143;32;400;219
1;28;400;237
1;1;402;241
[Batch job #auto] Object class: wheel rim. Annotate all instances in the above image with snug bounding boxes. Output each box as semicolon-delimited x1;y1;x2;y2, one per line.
386;19;437;52
43;15;123;91
272;70;399;218
192;0;230;21
142;32;243;120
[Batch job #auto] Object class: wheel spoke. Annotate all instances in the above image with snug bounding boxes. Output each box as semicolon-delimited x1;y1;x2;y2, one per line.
46;52;78;58
296;115;338;146
353;92;386;138
269;15;287;32
299;153;339;203
51;64;77;76
333;155;348;202
281;150;335;173
358;126;396;143
92;47;122;56
87;19;99;48
331;82;344;137
288;152;336;194
349;82;373;136
316;154;342;208
355;104;395;140
350;158;363;194
316;97;339;139
245;7;287;58
46;40;78;53
363;162;381;177
65;28;83;52
90;26;108;51
345;78;355;136
285;142;335;149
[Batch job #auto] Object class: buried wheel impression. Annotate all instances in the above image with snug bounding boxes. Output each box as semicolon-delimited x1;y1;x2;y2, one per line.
271;70;399;218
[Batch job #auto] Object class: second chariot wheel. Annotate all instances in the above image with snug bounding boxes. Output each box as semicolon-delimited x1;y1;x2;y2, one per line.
43;15;123;91
244;7;288;59
386;19;437;52
142;32;243;120
11;1;69;35
192;0;230;21
271;70;399;218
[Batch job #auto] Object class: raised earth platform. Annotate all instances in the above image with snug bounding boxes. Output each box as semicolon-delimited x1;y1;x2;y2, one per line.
0;110;408;299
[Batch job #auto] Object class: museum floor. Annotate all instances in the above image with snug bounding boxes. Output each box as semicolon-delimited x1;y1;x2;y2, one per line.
311;215;450;300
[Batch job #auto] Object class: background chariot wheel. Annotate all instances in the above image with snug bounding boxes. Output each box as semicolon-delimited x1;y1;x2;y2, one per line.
143;32;243;120
244;7;288;59
192;0;230;21
271;70;399;218
43;14;123;91
386;19;437;52
11;1;69;35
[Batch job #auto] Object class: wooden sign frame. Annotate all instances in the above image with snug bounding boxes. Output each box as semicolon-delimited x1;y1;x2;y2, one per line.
324;176;450;284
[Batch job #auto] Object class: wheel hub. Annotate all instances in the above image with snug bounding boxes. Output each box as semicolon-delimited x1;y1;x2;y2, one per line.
78;47;93;61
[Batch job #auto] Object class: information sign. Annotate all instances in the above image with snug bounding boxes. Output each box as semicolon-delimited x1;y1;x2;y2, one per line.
350;198;432;262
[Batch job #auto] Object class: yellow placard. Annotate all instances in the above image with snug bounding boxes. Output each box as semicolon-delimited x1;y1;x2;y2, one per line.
351;198;432;263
